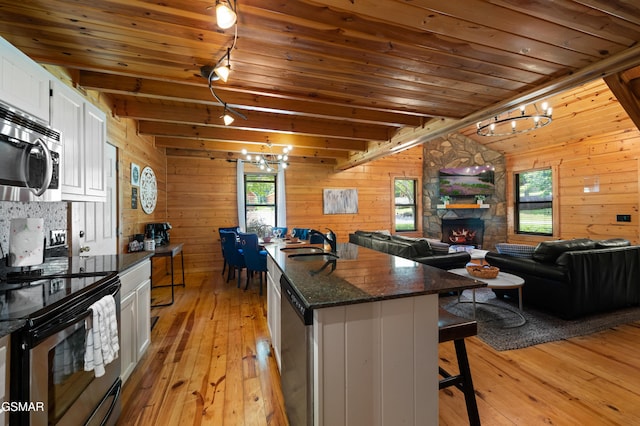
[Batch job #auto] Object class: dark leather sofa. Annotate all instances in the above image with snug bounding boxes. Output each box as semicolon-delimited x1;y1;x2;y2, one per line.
485;238;640;319
349;230;470;270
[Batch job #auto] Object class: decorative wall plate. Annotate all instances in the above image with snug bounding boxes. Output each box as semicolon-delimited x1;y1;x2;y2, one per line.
139;166;157;214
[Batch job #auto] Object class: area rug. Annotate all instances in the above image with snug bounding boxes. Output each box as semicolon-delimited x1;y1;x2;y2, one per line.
440;288;640;351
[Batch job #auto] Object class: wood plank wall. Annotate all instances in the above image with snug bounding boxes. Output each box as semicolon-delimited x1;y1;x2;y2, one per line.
166;147;424;273
107;108;168;279
504;82;640;246
109;116;167;252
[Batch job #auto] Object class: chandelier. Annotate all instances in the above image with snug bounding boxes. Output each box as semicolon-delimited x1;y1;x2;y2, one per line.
476;102;553;136
241;144;292;172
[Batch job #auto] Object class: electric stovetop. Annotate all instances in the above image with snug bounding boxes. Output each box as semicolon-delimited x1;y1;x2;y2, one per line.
0;257;114;321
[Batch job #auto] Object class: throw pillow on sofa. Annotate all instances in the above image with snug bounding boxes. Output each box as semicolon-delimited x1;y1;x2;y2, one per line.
532;238;597;263
495;243;535;259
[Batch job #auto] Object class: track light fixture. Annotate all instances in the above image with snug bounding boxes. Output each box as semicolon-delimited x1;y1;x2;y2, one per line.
202;1;244;125
216;0;237;29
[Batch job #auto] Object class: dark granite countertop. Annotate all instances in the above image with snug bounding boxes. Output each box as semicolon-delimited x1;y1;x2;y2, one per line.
0;319;27;338
40;251;154;276
266;242;485;310
0;252;153;338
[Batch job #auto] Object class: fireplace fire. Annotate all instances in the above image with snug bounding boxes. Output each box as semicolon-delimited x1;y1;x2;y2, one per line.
442;218;484;248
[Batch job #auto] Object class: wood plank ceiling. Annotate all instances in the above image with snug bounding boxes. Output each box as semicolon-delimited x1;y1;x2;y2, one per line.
1;0;640;169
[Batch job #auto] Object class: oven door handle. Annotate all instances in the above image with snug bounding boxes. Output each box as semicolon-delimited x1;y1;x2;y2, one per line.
29;282;121;343
29;309;92;344
86;379;122;426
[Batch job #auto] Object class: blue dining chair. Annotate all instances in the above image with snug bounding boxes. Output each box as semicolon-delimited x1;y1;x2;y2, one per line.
291;228;310;240
220;229;246;287
238;232;268;295
272;227;288;238
218;226;239;276
309;233;325;244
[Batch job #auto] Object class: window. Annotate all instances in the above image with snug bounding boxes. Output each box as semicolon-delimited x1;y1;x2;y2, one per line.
394;178;417;231
245;174;277;234
515;169;552;235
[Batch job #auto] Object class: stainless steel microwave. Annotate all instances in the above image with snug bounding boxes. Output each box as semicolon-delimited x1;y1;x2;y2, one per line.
0;102;62;202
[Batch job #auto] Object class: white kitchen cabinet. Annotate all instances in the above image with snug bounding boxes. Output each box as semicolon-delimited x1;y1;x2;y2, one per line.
119;259;151;384
0;36;50;123
0;334;9;426
120;291;137;383
51;80;106;202
135;278;151;360
83;102;107;199
266;256;282;370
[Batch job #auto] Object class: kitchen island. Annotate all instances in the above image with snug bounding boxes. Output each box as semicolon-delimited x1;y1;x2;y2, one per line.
265;242;485;426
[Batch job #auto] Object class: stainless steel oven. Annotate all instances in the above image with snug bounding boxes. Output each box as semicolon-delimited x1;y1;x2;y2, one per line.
10;274;122;425
0;102;62;202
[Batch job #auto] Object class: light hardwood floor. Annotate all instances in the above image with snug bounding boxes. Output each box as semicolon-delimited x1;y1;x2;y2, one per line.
118;271;640;425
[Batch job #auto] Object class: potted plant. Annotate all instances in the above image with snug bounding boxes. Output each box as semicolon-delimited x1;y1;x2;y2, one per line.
475;195;486;205
440;195;451;205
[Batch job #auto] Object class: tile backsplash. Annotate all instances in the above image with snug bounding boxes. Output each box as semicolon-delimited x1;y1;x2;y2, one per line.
0;201;67;255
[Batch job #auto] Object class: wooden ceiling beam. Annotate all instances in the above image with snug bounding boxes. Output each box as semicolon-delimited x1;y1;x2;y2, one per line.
78;71;424;126
114;98;391;141
139;122;367;152
164;147;338;165
156;138;349;159
335;118;457;170
604;72;640;132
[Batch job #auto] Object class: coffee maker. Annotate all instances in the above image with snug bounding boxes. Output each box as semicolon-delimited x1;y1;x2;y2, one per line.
145;222;171;246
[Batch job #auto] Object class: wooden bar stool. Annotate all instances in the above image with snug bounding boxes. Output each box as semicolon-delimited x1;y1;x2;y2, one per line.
438;308;481;426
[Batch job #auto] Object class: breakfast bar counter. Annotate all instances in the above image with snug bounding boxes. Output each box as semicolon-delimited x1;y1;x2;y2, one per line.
265;242;485;426
266;242;483;309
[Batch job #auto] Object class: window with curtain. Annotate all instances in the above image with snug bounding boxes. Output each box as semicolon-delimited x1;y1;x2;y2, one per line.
515;169;553;235
394;178;417;231
245;173;277;235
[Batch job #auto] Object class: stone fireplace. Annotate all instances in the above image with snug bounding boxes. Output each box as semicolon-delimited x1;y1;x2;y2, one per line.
442;218;484;248
422;133;507;251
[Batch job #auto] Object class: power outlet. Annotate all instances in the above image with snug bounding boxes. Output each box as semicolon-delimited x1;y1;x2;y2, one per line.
50;229;67;247
616;214;631;223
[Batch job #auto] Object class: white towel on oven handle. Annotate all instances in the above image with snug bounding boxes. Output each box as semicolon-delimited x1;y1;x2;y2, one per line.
84;294;119;377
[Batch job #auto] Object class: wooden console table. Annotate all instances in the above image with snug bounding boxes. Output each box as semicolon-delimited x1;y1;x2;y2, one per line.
151;242;185;307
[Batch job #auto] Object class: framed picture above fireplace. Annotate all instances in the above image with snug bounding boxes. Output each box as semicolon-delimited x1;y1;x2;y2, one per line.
439;165;495;196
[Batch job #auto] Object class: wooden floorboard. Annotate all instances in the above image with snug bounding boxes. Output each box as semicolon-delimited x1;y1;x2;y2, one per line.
118;271;640;425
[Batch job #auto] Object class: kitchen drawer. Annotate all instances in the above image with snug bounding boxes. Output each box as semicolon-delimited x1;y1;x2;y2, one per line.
120;259;151;296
